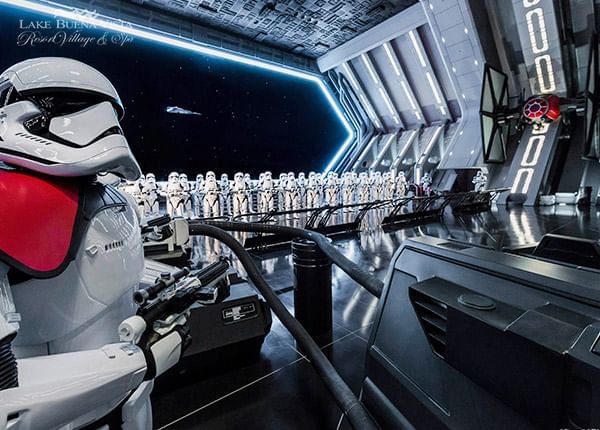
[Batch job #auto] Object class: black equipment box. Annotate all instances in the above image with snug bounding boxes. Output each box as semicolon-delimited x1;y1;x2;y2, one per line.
183;282;272;366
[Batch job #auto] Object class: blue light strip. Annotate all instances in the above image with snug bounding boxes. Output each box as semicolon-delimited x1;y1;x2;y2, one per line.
0;0;355;173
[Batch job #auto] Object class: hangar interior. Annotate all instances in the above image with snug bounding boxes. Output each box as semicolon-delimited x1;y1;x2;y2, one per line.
0;0;600;429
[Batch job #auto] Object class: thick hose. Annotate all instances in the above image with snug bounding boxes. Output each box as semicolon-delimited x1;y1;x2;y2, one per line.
191;220;383;298
188;223;379;430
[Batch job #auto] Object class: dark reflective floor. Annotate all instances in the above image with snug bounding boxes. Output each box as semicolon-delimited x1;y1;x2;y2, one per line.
151;205;600;429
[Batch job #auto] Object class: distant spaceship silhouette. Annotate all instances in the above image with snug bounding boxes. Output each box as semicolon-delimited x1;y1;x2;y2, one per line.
165;106;202;116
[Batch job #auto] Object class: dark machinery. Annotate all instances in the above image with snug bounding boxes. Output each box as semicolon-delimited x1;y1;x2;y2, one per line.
362;234;600;429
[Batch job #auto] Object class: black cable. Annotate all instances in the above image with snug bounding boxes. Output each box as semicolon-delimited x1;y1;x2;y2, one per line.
191;220;383;298
188;223;379;430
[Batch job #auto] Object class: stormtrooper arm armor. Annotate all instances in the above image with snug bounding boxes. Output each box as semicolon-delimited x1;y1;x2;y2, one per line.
0;262;184;430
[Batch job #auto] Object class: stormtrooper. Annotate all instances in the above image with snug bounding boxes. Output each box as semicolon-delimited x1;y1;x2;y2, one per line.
324;172;339;206
421;172;433;196
341;172;356;209
232;172;250;217
285;172;301;213
220;173;231;216
258;171;275;213
472;170;488;192
0;58;187;428
165;171;183;217
358;172;371;204
277;173;288;211
383;172;395;201
396;171;408;198
192;173;204;217
297;172;307;208
370;171;384;201
306;172;321;209
203;171;221;218
141;173;160;216
244;173;253;212
178;173;193;218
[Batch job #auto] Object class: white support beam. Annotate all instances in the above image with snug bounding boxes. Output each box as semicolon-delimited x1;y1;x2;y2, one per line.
317;3;426;72
370;132;398;169
391;130;419;169
382;41;425;124
339;62;383;130
360;52;404;129
353;134;380;170
407;29;450;120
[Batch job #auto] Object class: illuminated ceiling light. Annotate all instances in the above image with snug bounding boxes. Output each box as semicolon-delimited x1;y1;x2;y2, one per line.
392;116;400;125
409;30;427;68
371;133;397;168
452;66;457;73
341;63;360;90
464;27;469;34
415;111;422;120
392;130;417;167
383;43;401;76
357;135;379;165
400;81;417;110
378;87;398;118
462;93;466;99
419;126;443;164
429;3;434;10
440;106;447;115
474;60;479;66
426;72;442;104
0;0;355;175
361;53;379;85
359;94;381;128
441;37;446;43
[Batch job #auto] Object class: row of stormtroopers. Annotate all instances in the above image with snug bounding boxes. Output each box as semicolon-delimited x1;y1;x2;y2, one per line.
192;171;253;218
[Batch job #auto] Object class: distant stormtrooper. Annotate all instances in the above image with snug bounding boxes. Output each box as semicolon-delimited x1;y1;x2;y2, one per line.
259;171;275;212
472;170;488;192
285;171;301;213
203;171;221;218
421;172;433;196
178;173;193;217
396;171;408;197
324;172;339;206
165;171;183;217
371;171;384;201
358;172;371;204
297;172;307;208
142;172;160;216
244;173;253;212
383;172;395;200
192;173;205;217
342;172;356;208
306;172;321;209
277;173;288;211
232;172;250;217
220;173;231;216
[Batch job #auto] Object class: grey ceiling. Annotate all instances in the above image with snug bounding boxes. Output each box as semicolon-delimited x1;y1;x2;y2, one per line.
131;0;418;58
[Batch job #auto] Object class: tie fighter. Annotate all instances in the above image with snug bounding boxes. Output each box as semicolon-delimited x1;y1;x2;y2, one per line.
479;33;600;163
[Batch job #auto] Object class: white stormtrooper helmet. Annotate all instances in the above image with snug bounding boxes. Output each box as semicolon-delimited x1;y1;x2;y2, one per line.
196;173;204;182
221;173;229;182
146;172;156;185
234;172;244;182
206;171;216;181
179;173;188;184
259;172;265;180
244;173;251;183
265;171;272;179
308;171;315;179
168;171;179;184
0;57;141;180
139;174;146;183
279;173;287;180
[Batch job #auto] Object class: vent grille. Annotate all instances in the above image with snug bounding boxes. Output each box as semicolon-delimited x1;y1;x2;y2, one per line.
411;290;448;359
0;340;18;390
